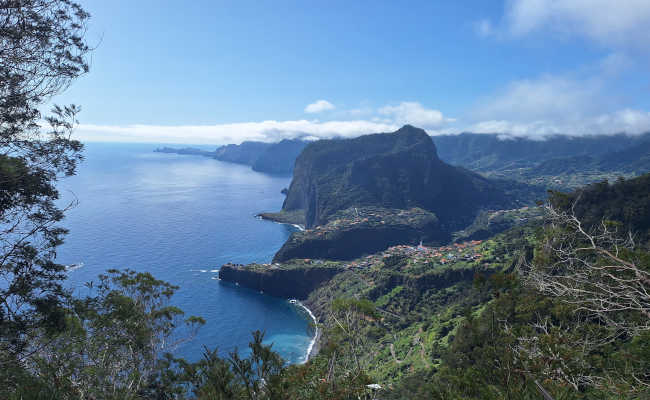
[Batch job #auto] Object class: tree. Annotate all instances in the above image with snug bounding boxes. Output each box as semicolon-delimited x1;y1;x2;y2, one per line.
524;203;649;335
519;201;650;394
9;269;205;400
329;298;377;374
0;0;90;362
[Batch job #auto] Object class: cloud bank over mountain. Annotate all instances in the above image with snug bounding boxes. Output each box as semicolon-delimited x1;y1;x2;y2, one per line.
76;96;650;144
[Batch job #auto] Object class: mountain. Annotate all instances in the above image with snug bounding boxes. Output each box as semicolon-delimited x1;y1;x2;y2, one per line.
281;125;513;230
252;139;308;175
433;132;644;172
433;132;650;189
153;139;308;175
219;173;650;397
156;132;650;183
213;141;272;165
534;137;650;176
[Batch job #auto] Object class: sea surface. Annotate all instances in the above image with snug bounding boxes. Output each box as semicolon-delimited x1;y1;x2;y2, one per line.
56;142;312;363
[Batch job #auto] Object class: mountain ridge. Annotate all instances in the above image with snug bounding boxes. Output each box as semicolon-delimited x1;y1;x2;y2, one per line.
154;138;308;175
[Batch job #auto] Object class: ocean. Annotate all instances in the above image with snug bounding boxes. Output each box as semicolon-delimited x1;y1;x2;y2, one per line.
56;142;313;364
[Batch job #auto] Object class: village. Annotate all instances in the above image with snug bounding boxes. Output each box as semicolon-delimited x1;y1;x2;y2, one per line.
225;238;486;274
339;239;485;270
243;239;484;271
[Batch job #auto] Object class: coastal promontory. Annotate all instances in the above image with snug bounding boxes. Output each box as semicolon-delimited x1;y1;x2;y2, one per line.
281;125;510;231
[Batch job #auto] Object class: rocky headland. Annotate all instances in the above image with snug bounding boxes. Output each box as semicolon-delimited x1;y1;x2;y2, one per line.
217;260;344;299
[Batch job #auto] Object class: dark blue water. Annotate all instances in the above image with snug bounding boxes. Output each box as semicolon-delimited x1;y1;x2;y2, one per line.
57;142;312;363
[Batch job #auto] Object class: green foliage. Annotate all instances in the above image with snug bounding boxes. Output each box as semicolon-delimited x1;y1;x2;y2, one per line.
549;173;650;244
374;285;403;308
182;328;376;399
1;2;92;389
453;206;545;242
5;215;647;399
2;269;205;400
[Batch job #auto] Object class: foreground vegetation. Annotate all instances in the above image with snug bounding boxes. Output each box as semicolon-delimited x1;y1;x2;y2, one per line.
2;176;648;399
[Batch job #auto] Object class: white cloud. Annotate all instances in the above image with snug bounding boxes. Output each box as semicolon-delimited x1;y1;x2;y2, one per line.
470;3;650;137
304;100;335;114
379;102;453;129
492;0;650;48
474;74;605;122
464;48;650;139
465;109;650;138
466;63;650;138
72;94;650;145
75;119;399;145
72;101;457;144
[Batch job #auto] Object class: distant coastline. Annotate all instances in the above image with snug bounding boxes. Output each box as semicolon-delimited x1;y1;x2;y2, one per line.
256;211;306;230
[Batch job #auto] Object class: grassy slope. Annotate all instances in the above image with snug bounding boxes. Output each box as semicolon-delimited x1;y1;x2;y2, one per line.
304;223;539;384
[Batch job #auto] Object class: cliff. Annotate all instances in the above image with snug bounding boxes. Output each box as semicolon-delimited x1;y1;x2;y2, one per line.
218;260;344;299
214;141;271;165
281;125;510;230
272;207;446;262
252;139;308;175
153;139;308;175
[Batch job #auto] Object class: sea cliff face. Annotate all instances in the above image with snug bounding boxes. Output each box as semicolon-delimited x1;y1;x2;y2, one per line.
153;139;308;175
218;262;344;299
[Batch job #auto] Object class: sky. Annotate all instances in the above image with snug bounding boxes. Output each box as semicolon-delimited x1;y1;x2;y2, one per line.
51;0;650;144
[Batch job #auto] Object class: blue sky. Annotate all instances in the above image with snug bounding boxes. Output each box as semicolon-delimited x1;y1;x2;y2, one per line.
53;0;650;144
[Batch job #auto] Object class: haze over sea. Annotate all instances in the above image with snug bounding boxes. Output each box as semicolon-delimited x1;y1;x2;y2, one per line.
56;142;312;364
